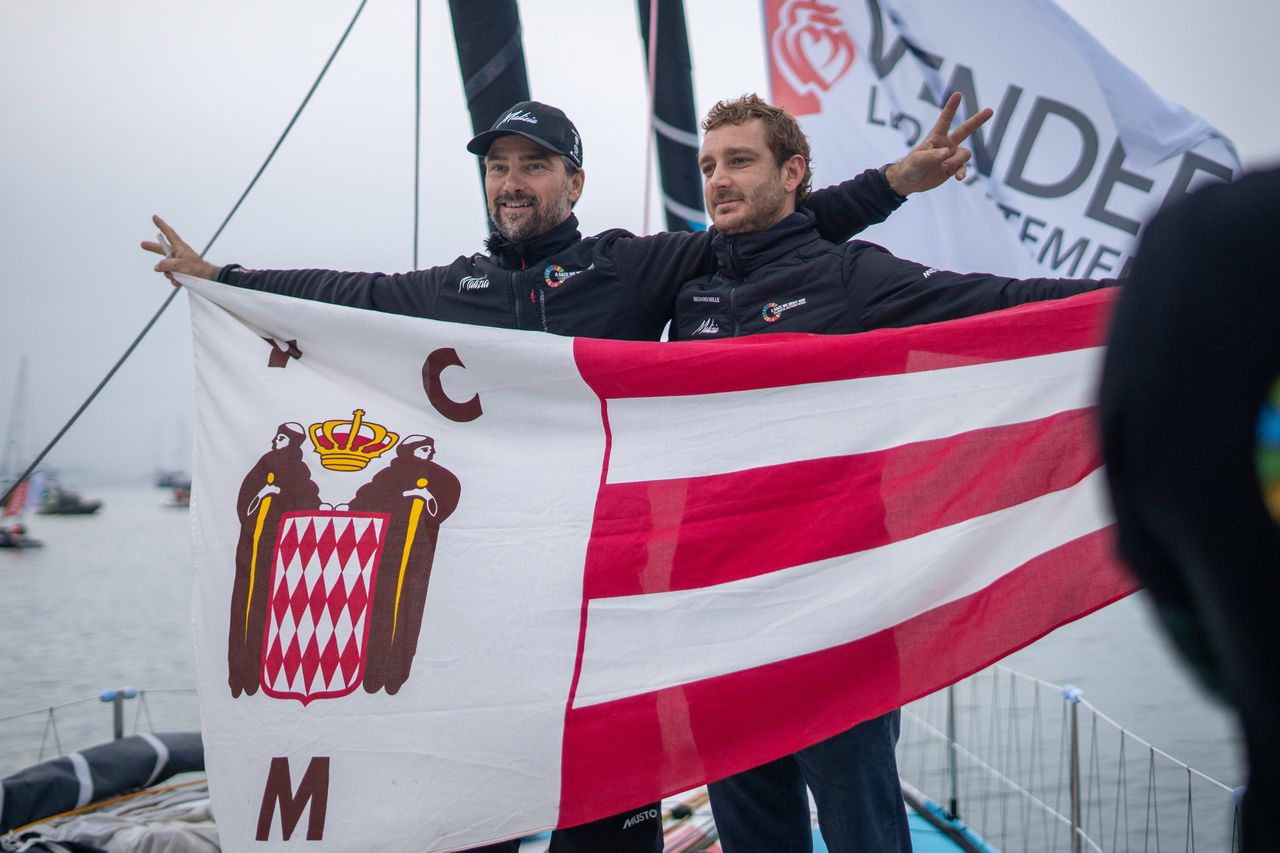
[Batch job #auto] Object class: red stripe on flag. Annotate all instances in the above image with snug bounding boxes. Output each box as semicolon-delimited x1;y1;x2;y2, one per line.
574;289;1114;399
583;408;1102;599
557;530;1137;827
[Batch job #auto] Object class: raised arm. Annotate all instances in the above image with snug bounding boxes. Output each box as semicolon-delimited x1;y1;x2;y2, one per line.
805;93;993;244
142;214;441;317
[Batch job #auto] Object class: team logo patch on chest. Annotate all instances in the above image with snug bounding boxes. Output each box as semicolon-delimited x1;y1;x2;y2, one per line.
762;297;807;323
544;264;587;288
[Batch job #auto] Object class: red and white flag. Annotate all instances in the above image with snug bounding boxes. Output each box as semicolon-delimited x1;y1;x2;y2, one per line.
183;275;1134;851
763;0;1241;278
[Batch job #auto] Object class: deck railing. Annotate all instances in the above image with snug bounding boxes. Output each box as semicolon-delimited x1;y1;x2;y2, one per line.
2;668;1243;853
898;664;1242;852
0;687;199;776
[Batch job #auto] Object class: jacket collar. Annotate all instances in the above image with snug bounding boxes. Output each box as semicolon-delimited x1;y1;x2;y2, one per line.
484;214;582;269
710;209;819;279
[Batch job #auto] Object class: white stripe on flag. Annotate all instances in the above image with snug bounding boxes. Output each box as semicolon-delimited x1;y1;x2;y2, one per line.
605;347;1102;484
573;468;1112;708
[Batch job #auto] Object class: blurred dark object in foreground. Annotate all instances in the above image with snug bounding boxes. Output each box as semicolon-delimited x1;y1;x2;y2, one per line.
1100;166;1280;852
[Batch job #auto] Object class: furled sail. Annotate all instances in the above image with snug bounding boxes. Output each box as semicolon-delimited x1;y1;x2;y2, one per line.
448;0;532;228
637;0;705;231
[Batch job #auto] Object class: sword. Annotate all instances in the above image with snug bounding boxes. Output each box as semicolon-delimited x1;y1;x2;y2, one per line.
392;477;429;642
246;472;275;641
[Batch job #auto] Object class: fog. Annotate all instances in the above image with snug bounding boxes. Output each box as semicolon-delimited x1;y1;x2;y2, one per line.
1;0;1276;486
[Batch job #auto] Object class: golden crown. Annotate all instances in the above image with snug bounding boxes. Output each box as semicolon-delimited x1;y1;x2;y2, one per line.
308;409;399;472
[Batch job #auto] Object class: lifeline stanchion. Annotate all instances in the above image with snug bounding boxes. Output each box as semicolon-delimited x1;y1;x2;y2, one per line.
947;683;960;819
99;686;138;741
1063;684;1084;853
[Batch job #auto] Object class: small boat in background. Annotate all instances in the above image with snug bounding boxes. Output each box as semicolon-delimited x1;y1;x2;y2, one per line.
36;481;102;515
164;479;191;509
0;520;41;549
153;468;188;489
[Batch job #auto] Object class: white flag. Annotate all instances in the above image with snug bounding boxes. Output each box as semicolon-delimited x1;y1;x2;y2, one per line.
184;275;1132;850
763;0;1241;277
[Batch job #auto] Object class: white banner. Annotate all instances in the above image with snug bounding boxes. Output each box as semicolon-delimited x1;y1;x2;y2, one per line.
185;274;1133;850
188;277;604;851
763;0;1241;277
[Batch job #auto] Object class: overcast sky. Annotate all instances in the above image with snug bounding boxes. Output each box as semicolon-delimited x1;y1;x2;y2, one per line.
2;0;1277;485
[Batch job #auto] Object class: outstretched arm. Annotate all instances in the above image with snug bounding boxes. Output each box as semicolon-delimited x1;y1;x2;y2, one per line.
140;215;219;284
140;214;443;317
883;92;993;196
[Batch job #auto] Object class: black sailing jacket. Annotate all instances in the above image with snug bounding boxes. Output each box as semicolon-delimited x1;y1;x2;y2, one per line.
671;210;1118;340
217;169;903;341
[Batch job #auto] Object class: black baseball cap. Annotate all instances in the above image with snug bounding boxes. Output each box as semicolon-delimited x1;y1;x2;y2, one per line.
466;101;583;168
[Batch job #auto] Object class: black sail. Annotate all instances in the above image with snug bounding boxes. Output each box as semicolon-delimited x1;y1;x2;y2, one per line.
637;0;705;232
448;0;532;225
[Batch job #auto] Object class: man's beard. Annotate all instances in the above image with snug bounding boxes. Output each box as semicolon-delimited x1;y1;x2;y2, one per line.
709;176;788;235
489;189;572;242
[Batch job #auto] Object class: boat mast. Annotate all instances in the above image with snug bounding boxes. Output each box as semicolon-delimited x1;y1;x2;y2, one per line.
448;0;532;234
1;356;28;489
637;0;704;234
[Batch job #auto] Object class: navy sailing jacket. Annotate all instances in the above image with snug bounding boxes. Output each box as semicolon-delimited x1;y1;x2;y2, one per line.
671;210;1117;340
217;169;904;341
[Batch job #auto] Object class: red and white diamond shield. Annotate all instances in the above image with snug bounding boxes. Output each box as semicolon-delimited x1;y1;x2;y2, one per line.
261;512;387;704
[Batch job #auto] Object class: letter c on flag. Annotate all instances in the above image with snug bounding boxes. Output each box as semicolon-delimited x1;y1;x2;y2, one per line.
423;348;483;423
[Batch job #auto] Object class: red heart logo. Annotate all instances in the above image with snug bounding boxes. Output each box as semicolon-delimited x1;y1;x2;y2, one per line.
772;0;857;95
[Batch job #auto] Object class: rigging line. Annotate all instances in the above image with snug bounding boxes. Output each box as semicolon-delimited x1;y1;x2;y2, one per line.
413;0;422;269
203;0;370;256
0;0;370;511
642;0;659;234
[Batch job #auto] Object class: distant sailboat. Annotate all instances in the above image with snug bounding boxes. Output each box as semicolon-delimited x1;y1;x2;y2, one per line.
0;477;42;549
153;419;191;491
0;357;43;548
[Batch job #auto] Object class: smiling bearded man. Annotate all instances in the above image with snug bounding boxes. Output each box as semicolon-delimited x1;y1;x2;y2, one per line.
483;133;583;242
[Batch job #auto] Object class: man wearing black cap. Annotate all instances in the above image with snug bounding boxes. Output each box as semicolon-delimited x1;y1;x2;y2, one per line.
145;96;989;853
467;102;585;244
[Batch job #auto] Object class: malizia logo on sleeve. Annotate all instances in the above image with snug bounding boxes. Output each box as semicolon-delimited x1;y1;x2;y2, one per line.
762;297;807;323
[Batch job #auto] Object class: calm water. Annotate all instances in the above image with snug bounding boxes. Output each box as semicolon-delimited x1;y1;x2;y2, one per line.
0;485;1246;836
0;485;199;765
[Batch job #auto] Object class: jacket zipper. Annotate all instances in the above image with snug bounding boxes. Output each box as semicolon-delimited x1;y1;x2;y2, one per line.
508;269;527;329
728;282;740;337
728;239;743;337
